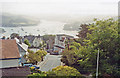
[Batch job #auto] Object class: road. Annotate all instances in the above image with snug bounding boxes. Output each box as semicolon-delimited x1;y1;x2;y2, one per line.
39;53;62;71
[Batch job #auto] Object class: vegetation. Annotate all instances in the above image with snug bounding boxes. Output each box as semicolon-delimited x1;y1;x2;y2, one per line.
61;18;120;77
49;66;81;76
10;33;19;39
24;49;47;64
39;41;47;50
28;72;47;78
24;39;31;47
28;66;85;78
42;35;55;42
1;13;39;27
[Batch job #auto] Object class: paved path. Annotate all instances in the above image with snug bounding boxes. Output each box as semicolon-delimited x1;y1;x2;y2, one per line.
38;53;62;71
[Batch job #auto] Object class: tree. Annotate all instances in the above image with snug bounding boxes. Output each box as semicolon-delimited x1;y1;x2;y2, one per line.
77;24;91;39
61;47;80;66
48;66;81;76
84;18;120;76
24;49;47;64
28;66;85;78
62;18;120;77
36;50;47;61
10;33;19;39
76;18;120;76
24;39;31;47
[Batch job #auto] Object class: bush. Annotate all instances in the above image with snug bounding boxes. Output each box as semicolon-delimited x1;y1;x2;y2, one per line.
24;39;31;47
28;73;47;78
49;66;81;76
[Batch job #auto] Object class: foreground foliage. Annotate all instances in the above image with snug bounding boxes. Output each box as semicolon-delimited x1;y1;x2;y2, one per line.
61;18;120;77
28;66;85;78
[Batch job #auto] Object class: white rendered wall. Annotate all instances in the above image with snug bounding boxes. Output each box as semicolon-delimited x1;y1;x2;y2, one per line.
0;59;19;68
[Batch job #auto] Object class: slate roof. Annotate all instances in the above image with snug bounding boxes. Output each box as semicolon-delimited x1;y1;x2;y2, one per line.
24;35;35;44
17;43;28;52
0;66;31;76
0;39;20;59
56;34;74;40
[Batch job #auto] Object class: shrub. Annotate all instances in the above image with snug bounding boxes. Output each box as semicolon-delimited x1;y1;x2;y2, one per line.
50;66;81;76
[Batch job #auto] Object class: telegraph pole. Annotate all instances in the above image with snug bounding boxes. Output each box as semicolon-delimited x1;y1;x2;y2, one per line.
96;49;99;78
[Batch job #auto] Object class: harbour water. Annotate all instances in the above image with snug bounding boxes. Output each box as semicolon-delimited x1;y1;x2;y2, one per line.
0;20;78;38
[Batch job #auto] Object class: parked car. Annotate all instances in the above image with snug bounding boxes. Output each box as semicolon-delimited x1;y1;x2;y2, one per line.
30;65;40;69
23;63;33;67
23;63;40;69
50;51;59;55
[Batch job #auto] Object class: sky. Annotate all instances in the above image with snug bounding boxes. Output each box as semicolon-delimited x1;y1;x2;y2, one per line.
0;0;119;16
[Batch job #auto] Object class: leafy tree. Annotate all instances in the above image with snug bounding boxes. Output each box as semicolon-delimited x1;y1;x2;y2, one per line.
10;33;19;39
84;18;120;76
24;39;31;47
71;42;81;49
25;49;47;64
36;50;47;61
28;66;85;78
61;48;80;66
48;66;81;76
77;24;91;39
62;18;120;77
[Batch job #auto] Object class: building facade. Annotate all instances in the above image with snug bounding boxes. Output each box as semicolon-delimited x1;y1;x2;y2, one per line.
53;34;74;54
0;39;20;68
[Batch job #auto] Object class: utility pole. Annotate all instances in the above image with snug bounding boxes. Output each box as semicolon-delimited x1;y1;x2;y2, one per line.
96;49;99;78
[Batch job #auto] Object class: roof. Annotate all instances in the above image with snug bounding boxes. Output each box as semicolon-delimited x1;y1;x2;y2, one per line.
56;34;74;39
0;39;20;59
24;35;35;43
17;43;28;52
0;66;31;76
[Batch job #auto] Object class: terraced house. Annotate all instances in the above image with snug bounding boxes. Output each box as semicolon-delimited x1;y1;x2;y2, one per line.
0;39;30;76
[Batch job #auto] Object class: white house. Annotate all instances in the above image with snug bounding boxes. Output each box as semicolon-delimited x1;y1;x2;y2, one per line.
54;34;66;54
0;39;21;68
17;42;28;63
15;37;28;63
32;37;43;48
54;34;74;54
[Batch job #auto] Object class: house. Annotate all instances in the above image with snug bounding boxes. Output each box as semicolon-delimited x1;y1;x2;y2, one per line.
0;39;31;77
17;42;28;64
46;36;55;52
54;34;74;54
14;37;28;64
24;35;43;48
32;36;43;48
0;39;21;68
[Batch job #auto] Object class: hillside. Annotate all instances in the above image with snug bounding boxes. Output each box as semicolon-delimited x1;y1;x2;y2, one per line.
63;16;117;31
0;13;40;27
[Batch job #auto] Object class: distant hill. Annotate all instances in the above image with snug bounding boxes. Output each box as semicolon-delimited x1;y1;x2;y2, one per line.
0;13;40;27
63;20;93;31
63;16;117;31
